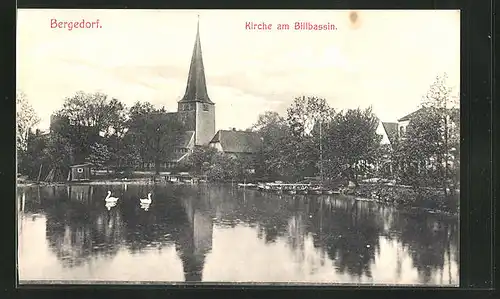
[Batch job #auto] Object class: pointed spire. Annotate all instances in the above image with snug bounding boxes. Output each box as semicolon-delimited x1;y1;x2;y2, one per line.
179;15;213;104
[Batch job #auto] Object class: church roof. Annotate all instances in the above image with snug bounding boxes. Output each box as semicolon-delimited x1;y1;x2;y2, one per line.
179;18;213;105
209;130;262;154
177;131;195;148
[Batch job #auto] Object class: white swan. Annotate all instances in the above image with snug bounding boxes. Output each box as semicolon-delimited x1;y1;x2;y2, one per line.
140;192;152;204
105;191;119;203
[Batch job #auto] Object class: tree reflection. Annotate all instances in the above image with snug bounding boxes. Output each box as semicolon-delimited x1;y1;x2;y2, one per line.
388;211;458;284
299;197;383;278
42;185;124;268
18;184;458;284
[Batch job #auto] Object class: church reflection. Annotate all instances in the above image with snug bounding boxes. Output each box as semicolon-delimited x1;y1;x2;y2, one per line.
17;184;458;284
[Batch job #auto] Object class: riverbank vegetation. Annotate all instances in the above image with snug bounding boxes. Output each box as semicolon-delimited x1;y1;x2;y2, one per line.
17;73;459;213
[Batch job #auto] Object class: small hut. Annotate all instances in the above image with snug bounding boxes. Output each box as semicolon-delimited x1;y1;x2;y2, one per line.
69;163;93;182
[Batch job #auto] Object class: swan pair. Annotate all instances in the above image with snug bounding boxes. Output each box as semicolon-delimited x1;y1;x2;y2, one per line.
105;191;152;207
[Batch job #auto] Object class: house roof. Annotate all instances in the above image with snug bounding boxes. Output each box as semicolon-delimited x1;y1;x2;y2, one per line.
398;107;425;122
209;130;262;153
178;18;213;105
398;107;460;122
381;122;398;144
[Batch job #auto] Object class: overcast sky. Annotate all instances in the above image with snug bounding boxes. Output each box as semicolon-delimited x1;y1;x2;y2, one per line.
17;9;460;131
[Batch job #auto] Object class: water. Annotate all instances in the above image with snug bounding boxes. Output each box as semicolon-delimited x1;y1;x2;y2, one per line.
17;184;459;285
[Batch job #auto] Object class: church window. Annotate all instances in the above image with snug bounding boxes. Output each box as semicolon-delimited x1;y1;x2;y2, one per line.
203;104;209;111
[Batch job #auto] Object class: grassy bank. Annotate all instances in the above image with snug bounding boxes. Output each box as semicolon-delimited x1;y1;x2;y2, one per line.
353;182;459;215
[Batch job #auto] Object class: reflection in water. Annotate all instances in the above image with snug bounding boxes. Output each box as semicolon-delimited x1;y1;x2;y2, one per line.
105;202;117;211
140;202;151;211
17;184;458;285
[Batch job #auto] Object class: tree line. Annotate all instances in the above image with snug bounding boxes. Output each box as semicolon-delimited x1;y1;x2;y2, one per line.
17;73;459;193
18;91;184;180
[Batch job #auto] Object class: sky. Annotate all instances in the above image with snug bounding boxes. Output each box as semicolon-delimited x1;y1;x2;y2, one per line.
17;9;460;131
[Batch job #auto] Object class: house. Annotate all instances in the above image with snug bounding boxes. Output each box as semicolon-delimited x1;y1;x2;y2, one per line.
396;106;459;138
208;129;262;158
396;107;425;136
69;163;93;182
375;121;399;175
376;121;399;148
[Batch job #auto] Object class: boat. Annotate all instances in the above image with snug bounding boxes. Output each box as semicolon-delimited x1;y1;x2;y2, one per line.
238;183;258;188
309;186;323;195
285;188;297;195
298;188;309;195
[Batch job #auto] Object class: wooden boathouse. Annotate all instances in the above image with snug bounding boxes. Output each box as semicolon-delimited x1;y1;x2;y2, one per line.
68;163;93;182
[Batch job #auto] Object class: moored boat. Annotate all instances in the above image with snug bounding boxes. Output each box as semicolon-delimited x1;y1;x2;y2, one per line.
309;186;323;195
238;183;258;188
298;188;309;195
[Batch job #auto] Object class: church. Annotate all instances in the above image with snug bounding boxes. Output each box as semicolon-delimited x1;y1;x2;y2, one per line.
163;18;262;169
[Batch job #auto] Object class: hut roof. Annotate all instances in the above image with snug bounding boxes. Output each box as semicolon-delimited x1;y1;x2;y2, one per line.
70;163;93;168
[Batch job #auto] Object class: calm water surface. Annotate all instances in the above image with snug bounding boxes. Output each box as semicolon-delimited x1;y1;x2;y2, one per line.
17;184;459;285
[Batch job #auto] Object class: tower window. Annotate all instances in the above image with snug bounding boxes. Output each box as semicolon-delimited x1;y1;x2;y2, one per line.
203;104;209;111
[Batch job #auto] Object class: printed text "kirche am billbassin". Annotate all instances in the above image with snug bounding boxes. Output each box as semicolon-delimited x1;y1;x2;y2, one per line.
245;21;337;31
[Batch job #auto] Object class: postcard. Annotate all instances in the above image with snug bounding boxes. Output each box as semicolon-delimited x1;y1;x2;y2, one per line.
16;9;460;285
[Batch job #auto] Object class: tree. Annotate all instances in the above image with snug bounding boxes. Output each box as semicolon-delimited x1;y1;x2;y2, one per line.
286;96;334;137
394;73;459;193
16;91;39;152
323;107;382;185
43;132;73;180
125;101;156;167
149;110;184;174
251;97;336;181
182;146;218;175
125;103;184;174
60;91;126;134
40;113;74;180
251;111;293;179
57;91;127;164
206;153;239;182
422;73;459;195
393;108;442;188
286;96;335;180
85;142;112;170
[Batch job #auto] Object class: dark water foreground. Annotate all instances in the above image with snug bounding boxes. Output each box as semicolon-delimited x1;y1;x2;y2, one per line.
17;184;459;285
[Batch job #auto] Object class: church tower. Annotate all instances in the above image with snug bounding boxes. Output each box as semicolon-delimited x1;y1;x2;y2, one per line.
177;17;216;146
